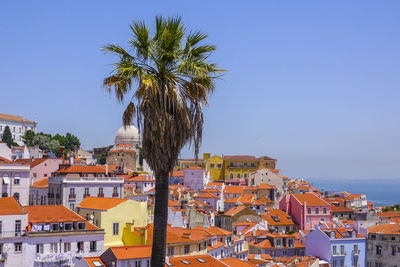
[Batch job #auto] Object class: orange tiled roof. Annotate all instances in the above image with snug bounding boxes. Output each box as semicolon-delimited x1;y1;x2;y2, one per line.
31;179;48;188
193;225;233;236
221;258;256;267
116;144;133;148
368;223;400;235
322;227;364;239
262;209;296;226
0;156;11;163
84;257;105;267
0;113;35;124
110;245;152;260
224;205;246;216
195;192;219;199
207;240;225;251
56;165;106;173
224;155;257;161
170;170;184;177
0;197;26;215
377;211;400;218
186;166;204;170
224;186;244;195
77;197;128;211
169;255;226;267
293;193;330;206
24;205;94;225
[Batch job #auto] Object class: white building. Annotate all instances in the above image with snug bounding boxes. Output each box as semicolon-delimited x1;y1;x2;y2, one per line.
0;114;37;146
183;167;210;191
48;165;124;211
0;162;30;206
0;142;11;161
0;197;104;267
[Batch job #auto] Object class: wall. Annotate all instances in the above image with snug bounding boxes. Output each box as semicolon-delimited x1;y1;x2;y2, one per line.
0;163;30;205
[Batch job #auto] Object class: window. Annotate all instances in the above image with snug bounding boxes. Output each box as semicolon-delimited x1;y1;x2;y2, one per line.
184;245;190;254
315;208;319;214
1;193;7;197
70;188;75;195
376;245;382;255
99;187;103;194
13;127;15;132
61;223;72;232
354;244;358;254
135;261;141;267
168;246;174;256
2;174;9;185
77;241;84;252
14;174;20;185
14;242;22;252
237;173;240;179
210;163;215;169
78;222;86;230
52;223;59;231
90;241;97;251
13;193;19;201
392;246;396;256
323;208;327;214
229;162;233;167
33;173;37;178
308;208;312;214
113;187;118;194
276;239;281;247
332;245;337;255
306;217;310;224
244;173;247;178
0;243;2;254
113;223;119;235
229;173;233;180
340;245;344;255
236;162;240;167
70;204;75;211
340;259;344;267
36;244;44;254
244;162;248;168
0;221;2;236
251;162;255;167
217;163;222;169
198;243;201;251
64;242;71;252
84;188;89;195
332;259;337;267
15;220;21;236
50;243;58;253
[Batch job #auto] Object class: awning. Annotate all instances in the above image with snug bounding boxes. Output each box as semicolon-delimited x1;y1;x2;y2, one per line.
2;177;10;185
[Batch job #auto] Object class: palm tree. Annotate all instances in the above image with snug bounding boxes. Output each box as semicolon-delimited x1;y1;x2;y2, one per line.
102;16;223;266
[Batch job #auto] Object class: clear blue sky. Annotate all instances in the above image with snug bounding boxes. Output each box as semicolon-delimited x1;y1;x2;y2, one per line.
1;1;399;179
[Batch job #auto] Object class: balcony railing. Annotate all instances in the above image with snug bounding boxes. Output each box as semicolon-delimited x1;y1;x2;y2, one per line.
97;193;104;197
69;194;76;200
83;194;91;198
112;193;119;197
332;251;346;256
352;250;360;255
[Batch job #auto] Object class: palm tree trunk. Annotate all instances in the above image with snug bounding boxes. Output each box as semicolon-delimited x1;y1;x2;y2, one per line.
151;172;169;266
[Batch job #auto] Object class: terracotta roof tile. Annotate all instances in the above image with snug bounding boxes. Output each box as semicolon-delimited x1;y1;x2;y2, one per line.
293;193;330;206
77;197;128;211
221;258;256;267
368;223;400;235
84;257;105;267
224;205;246;216
31;179;48;188
224;155;257;161
169;255;226;267
0;197;26;215
0;113;35;124
0;156;11;163
110;245;152;260
56;165;106;174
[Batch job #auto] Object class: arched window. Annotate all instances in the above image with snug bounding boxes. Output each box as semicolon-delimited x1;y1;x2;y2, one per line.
244;173;248;179
2;173;10;185
229;173;233;179
237;162;241;168
237;173;241;179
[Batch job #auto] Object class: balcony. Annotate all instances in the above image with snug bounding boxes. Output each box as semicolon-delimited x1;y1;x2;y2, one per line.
69;194;76;200
97;193;104;197
332;251;346;257
112;193;119;197
83;194;91;198
352;250;360;255
48;193;54;198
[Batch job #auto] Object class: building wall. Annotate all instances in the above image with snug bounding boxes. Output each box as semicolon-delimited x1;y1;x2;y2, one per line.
0;143;11;160
48;177;124;210
106;150;137;172
0;119;36;146
31;158;63;185
29;187;48;205
0;163;30;205
183;168;206;191
367;233;400;267
206;155;224;181
305;229;334;262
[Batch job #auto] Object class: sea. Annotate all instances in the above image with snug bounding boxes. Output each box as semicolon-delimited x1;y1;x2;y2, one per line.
300;177;400;207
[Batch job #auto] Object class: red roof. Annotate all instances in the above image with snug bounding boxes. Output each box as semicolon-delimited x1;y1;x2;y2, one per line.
110;245;152;260
31;179;48;188
293;193;330;206
169;255;226;267
225;205;246;216
0;197;26;215
56;165;106;174
77;197;128;210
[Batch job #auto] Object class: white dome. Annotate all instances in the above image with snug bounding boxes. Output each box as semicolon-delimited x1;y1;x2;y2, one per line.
114;125;141;146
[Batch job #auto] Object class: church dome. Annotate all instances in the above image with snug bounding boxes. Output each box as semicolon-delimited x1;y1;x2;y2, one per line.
114;125;141;146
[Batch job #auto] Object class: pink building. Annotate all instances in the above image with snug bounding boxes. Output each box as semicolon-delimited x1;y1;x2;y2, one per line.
15;158;63;185
183;166;209;191
279;193;332;230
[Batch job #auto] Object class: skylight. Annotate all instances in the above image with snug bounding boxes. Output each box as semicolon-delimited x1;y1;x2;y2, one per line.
197;258;206;263
92;261;103;267
181;260;190;265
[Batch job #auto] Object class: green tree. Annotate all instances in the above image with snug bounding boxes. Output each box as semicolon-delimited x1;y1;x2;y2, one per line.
33;133;60;153
65;132;80;151
103;16;223;266
1;126;14;148
22;130;36;147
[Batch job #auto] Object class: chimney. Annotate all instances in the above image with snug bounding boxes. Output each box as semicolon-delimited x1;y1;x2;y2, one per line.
60;146;65;159
69;156;74;165
105;164;108;175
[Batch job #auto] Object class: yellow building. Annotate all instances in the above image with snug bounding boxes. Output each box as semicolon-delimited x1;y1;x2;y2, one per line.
205;154;277;181
77;197;148;249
